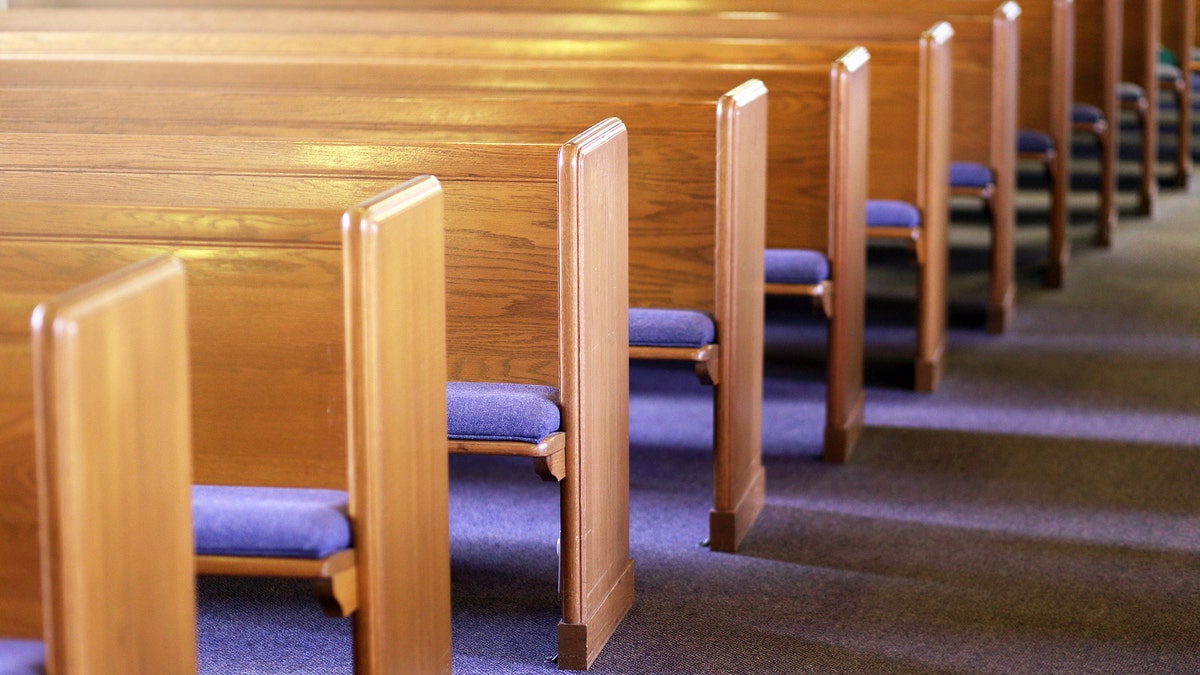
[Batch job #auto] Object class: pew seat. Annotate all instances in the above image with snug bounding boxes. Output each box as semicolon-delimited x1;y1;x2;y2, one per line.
0;640;43;674
193;486;351;559
866;199;922;260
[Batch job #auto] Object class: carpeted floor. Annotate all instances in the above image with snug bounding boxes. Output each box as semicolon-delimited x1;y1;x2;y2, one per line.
197;122;1200;674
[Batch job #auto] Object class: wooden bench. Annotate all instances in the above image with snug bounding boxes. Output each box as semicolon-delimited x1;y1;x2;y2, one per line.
0;179;456;673
0;22;945;394
0;46;873;463
0;12;984;333
58;0;1022;326
0;255;196;673
0;124;630;669
0;81;775;553
139;7;950;389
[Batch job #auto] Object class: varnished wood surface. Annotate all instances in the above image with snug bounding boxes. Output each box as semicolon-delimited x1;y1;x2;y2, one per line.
0;121;632;670
1161;0;1194;185
1074;0;1122;245
0;0;1017;312
0;248;197;640
554;119;633;669
0;256;198;663
342;176;452;674
1123;0;1163;214
0;83;776;548
31;256;197;674
823;51;870;463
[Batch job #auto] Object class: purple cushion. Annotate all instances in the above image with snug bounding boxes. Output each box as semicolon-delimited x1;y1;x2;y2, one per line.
1071;103;1105;125
1120;81;1147;102
0;640;43;675
866;199;921;228
629;308;715;348
950;161;993;189
1017;129;1055;154
764;249;830;285
193;485;351;559
447;381;560;443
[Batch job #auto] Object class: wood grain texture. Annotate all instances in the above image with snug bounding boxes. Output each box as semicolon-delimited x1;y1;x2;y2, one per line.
0;247;191;639
554;119;633;670
4;0;1012;312
342;176;452;674
0;121;630;669
1123;0;1163;215
31;256;196;673
1075;0;1122;245
0;70;823;542
1161;0;1194;186
824;50;870;464
710;80;767;551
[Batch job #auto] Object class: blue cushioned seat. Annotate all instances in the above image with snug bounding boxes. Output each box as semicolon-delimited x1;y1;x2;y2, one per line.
629;308;715;348
1071;103;1105;125
193;486;352;559
764;248;830;285
1119;81;1147;102
949;161;993;189
447;381;560;444
1017;129;1055;154
0;639;43;675
866;199;921;228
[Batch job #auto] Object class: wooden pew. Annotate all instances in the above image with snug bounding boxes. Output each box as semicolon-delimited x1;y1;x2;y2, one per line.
0;181;456;673
0;255;196;673
0;124;629;670
1074;0;1122;244
0;81;774;552
56;8;947;388
0;50;871;463
1123;0;1164;214
0;13;993;333
0;23;945;390
1160;0;1194;185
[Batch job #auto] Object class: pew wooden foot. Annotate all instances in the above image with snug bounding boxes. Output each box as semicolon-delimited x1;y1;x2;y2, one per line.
1172;169;1193;190
1044;261;1065;290
986;292;1015;334
708;463;766;553
822;389;865;464
556;559;635;670
1136;191;1156;217
915;348;944;394
1093;215;1116;248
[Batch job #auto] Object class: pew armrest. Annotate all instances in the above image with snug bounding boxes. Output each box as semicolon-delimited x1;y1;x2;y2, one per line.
764;280;834;318
196;549;358;617
629;344;720;385
449;431;568;481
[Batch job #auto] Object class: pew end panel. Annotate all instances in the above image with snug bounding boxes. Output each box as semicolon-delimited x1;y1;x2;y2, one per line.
708;79;767;552
31;255;196;674
0;244;197;641
342;175;453;674
552;118;634;671
914;23;955;393
822;49;870;464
